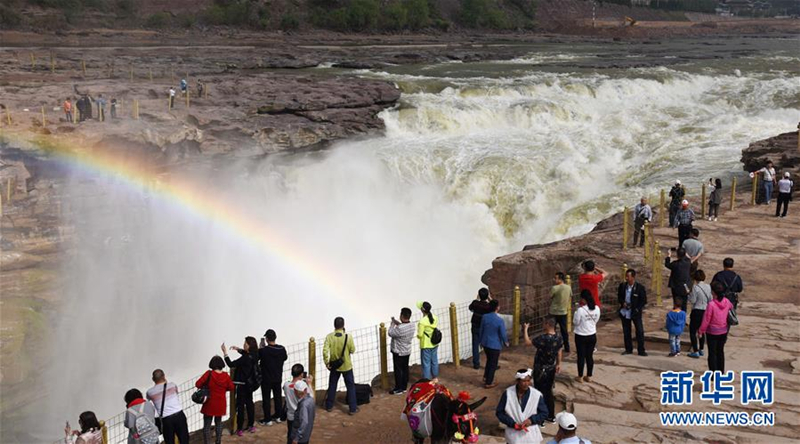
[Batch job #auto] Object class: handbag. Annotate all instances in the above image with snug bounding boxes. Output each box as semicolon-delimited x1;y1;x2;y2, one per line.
727;308;739;327
154;383;167;433
328;334;349;370
192;372;211;404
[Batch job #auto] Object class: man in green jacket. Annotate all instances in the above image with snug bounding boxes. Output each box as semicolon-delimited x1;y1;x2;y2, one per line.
549;272;572;354
323;317;358;415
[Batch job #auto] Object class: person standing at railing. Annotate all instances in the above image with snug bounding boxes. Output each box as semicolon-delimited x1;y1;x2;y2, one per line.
469;288;494;369
707;178;722;221
480;299;508;389
222;337;259;436
146;369;190;444
388;307;415;395
196;356;234;444
573;290;600;383
578;260;607;308
549;272;572;354
668;180;685;228
258;329;288;426
776;172;793;218
323;317;358;415
632;197;652;247
124;388;158;444
617;269;647;357
284;364;314;444
64;411;103;444
416;301;441;381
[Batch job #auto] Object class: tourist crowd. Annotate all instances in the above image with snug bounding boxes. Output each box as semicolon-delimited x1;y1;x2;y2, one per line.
65;171;789;444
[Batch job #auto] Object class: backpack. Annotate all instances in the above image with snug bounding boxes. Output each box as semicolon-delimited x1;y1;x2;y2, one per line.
128;403;159;444
429;328;442;345
355;383;373;405
248;355;262;392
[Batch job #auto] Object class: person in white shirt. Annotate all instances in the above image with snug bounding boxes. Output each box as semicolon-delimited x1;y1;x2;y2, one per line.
776;172;793;218
146;369;189;444
545;412;592;444
283;364;314;444
573;290;600;383
755;161;776;205
632;197;652;247
387;307;416;395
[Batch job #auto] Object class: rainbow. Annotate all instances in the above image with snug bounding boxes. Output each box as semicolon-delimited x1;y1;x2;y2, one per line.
2;134;370;319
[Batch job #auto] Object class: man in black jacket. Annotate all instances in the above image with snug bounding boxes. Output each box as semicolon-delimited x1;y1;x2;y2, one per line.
665;247;692;311
259;329;288;425
618;269;647;356
468;288;493;369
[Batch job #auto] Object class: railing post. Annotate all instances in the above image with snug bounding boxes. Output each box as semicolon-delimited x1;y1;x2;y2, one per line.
100;420;107;444
6;178;12;202
622;206;629;250
656;248;663;307
512;286;521;347
730;177;737;211
659;189;666;227
652;241;661;306
621;263;628;281
701;183;707;219
565;275;573;333
642;221;649;262
5;107;10;125
308;337;316;393
81;59;86;77
41;106;46;127
751;172;758;205
228;368;237;435
379;323;390;390
449;303;460;369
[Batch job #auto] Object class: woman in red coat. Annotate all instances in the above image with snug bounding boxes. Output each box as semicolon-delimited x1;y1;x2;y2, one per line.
196;355;234;444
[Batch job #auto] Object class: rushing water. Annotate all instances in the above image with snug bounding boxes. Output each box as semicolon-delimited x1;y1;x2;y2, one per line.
25;37;800;441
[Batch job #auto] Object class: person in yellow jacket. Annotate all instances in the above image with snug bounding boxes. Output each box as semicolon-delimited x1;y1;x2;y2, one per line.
323;317;358;414
416;301;439;379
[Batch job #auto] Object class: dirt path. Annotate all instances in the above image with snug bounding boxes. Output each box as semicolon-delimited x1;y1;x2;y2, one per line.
188;187;799;443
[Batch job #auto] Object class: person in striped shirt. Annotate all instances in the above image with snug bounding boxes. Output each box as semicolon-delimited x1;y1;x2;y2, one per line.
388;307;415;395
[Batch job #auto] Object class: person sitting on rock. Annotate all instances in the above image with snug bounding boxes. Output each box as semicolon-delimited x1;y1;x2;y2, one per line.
545;412;592;444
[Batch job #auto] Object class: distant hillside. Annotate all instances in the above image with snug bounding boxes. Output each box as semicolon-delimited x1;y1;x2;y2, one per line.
0;0;773;33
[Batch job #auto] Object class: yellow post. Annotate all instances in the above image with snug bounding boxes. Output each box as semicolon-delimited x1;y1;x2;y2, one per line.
379;323;389;390
81;59;86;76
228;368;237;434
204;84;208;99
656;248;663;307
30;53;35;70
653;241;661;305
71;104;76;123
186;91;190;108
565;275;573;333
621;263;628;281
5;107;11;125
168;92;172;111
512;286;521;347
149;67;153;81
308;337;316;392
130;67;133;81
50;53;55;73
659;189;666;227
449;302;460;369
100;420;107;444
730;177;737;211
41;106;45;127
701;183;707;219
6;178;12;202
643;222;649;263
751;173;758;205
622;206;629;250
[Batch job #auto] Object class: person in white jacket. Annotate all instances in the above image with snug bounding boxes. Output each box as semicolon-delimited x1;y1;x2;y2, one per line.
573;290;601;383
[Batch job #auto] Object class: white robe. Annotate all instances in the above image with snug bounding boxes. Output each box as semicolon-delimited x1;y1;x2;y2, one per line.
503;385;543;444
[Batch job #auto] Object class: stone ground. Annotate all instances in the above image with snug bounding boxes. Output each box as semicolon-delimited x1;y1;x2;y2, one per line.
189;185;799;443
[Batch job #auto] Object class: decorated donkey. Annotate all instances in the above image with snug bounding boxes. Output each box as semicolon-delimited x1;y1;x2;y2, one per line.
403;379;487;444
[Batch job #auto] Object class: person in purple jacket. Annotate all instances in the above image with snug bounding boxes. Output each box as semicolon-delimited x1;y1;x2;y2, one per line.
665;302;686;357
699;282;734;373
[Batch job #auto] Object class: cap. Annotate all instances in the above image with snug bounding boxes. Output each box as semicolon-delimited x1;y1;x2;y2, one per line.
681;200;689;206
786;172;791;178
556;411;577;431
293;380;308;393
675;180;681;185
416;301;424;310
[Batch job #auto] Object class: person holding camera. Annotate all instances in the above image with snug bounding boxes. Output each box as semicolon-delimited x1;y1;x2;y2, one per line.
388;307;415;395
284;364;314;444
323;317;358;415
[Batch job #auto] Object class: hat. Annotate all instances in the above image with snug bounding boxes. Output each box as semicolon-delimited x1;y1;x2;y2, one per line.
786;172;791;178
675;180;681;185
681;199;689;206
293;380;308;393
555;412;577;431
416;301;424;310
515;369;533;380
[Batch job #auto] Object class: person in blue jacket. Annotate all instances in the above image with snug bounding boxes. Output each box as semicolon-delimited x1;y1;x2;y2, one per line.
666;302;687;357
480;299;508;388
